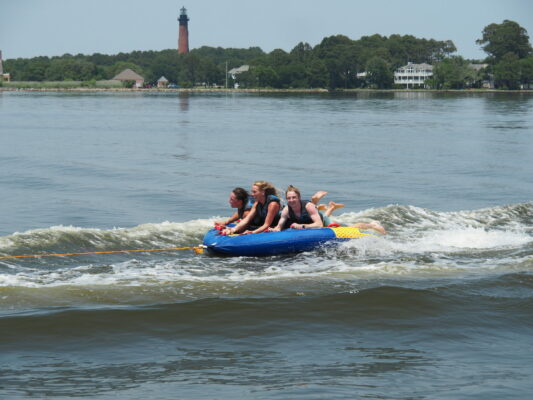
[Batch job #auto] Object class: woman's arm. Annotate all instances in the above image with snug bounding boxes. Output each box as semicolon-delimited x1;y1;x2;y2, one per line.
250;201;280;234
272;206;289;232
225;204;256;234
291;203;323;229
216;211;239;226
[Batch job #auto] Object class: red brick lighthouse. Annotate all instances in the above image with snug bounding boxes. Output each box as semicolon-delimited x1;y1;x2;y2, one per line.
178;6;189;54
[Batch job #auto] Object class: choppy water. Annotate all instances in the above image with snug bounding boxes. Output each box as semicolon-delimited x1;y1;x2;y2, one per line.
0;91;532;399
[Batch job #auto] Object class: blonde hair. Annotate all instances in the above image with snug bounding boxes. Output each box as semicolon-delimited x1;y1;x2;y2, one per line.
285;185;301;199
253;181;278;197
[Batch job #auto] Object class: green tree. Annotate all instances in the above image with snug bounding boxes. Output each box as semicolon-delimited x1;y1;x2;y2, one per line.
316;35;349;87
284;62;311;88
25;57;50;81
193;46;264;66
519;56;533;87
45;58;96;81
307;59;329;88
316;35;361;89
366;57;393;88
494;52;521;89
477;20;532;62
5;57;50;81
3;31;458;89
255;65;278;87
432;56;476;89
178;53;201;87
290;42;314;63
121;80;136;88
315;34;353;57
266;49;292;68
384;35;456;67
234;69;256;88
149;52;181;83
197;58;221;86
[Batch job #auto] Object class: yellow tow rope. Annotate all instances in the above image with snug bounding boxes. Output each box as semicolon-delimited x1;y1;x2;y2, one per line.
0;245;204;259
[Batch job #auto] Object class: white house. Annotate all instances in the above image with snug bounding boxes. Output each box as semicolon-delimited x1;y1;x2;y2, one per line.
394;62;433;88
228;65;250;88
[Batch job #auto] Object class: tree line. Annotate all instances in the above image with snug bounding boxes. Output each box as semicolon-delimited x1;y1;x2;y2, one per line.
427;20;533;89
3;20;532;89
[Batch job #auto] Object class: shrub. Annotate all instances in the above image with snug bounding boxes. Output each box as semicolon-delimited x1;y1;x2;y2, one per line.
121;80;136;88
81;79;97;87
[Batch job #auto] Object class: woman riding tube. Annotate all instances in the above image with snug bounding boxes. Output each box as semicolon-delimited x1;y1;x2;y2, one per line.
273;185;387;234
272;185;324;231
215;187;253;227
223;181;281;235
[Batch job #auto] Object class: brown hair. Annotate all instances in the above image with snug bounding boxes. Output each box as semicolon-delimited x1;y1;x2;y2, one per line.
253;181;278;198
232;187;249;205
285;185;301;199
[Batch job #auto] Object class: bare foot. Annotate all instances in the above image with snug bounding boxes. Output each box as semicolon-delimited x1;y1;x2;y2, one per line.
329;201;345;211
369;221;387;235
311;191;328;205
325;201;345;217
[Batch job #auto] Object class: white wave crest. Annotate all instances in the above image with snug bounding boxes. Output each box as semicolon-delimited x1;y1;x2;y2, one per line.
0;219;216;254
391;227;530;253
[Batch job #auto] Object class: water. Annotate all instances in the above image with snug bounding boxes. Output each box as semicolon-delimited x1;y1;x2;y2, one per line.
0;90;532;399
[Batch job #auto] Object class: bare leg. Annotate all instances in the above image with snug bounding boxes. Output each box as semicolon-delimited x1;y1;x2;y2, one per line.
311;191;328;205
353;221;387;235
324;201;345;217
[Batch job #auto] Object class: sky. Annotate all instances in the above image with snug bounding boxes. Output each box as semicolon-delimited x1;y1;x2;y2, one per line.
1;0;532;61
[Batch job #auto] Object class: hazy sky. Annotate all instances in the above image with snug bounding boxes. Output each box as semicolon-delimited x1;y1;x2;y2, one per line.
1;0;532;60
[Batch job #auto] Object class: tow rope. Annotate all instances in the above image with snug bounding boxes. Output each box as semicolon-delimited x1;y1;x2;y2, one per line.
0;245;205;259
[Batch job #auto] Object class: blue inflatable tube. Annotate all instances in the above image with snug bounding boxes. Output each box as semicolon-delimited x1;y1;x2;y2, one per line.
202;226;371;257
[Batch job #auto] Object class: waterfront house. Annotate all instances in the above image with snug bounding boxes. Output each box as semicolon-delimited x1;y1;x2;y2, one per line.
112;68;144;88
394;62;433;88
228;65;250;79
228;65;250;88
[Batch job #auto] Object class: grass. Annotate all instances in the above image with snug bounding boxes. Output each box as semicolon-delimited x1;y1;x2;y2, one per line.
1;80;124;89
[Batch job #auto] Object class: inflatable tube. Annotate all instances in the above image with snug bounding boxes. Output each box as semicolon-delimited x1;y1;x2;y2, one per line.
202;226;372;257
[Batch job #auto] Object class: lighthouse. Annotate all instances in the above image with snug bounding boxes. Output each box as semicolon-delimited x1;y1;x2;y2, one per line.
178;6;189;54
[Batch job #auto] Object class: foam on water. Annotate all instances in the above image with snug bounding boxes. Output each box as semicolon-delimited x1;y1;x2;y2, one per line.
395;226;529;252
0;203;531;308
0;219;214;255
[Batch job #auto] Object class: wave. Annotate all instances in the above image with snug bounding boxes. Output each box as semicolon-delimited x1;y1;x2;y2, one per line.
2;284;533;334
336;202;531;253
0;203;531;310
0;219;213;256
2;285;533;399
1;202;530;256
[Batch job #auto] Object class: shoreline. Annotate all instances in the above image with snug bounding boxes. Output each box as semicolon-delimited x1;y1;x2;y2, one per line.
1;87;532;94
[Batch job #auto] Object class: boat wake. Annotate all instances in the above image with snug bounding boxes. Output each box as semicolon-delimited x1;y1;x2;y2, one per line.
0;202;531;309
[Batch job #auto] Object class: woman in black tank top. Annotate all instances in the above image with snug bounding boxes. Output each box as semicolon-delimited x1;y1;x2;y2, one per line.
215;187;252;227
273;186;387;235
223;181;281;235
272;185;324;231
